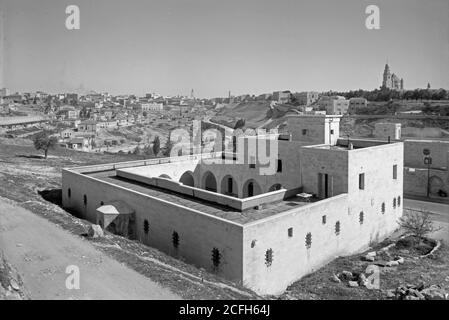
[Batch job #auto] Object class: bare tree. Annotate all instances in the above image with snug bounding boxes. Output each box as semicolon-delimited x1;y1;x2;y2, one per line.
398;210;441;245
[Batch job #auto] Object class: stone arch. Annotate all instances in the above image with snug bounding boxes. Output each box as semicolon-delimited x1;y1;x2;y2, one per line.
159;174;172;179
242;179;262;198
268;183;282;192
220;175;238;197
179;171;194;187
202;171;217;192
429;175;445;195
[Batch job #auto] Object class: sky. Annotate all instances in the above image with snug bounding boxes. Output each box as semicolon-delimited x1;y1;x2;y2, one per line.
1;0;449;97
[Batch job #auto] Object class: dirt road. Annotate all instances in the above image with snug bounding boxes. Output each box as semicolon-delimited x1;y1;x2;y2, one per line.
0;198;180;300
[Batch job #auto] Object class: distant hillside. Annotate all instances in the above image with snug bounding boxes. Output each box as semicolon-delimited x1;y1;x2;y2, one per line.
210;101;300;130
209;99;449;140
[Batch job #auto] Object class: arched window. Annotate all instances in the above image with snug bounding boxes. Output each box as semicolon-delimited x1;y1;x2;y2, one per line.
243;179;262;198
179;171;194;187
202;171;217;192
221;175;237;197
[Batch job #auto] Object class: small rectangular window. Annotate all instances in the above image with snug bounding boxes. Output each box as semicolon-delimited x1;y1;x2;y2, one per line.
288;228;293;238
277;159;282;173
359;173;365;190
302;129;308;135
393;165;397;180
322;215;327;225
330;129;334;135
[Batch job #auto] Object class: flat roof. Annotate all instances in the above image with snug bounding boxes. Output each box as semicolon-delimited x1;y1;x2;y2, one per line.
86;170;316;225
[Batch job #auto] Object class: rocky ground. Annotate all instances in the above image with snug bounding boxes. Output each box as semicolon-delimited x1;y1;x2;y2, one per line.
279;235;449;300
0;252;27;300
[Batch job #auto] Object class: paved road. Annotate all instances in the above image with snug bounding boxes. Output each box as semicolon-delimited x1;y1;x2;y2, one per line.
0;199;180;300
404;198;449;242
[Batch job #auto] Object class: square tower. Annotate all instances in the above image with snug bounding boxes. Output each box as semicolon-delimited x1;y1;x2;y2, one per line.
286;115;342;146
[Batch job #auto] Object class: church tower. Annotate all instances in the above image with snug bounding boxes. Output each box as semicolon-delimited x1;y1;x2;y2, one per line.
382;63;392;89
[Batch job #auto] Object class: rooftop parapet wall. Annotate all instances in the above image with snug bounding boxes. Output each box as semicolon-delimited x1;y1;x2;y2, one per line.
116;169;289;211
65;152;224;174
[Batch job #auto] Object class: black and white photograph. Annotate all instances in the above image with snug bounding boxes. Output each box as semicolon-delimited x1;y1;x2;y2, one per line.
0;0;448;310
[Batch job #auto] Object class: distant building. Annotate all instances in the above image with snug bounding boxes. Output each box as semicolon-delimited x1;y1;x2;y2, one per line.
60;129;75;139
349;97;368;114
3;93;23;104
57;106;80;120
138;102;164;112
293;92;320;106
382;64;404;90
256;93;271;101
66;137;92;152
0;88;10;97
65;93;78;103
272;91;291;104
319;96;349;115
373;123;402;140
78;120;99;133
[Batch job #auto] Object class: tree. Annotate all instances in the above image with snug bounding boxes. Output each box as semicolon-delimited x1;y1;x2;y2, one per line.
234;118;246;129
162;137;175;157
143;144;154;158
152;136;161;156
132;146;142;155
398;210;441;245
33;131;58;159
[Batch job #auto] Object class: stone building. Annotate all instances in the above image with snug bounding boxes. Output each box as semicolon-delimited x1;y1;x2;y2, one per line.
62;115;403;295
382;64;404;90
319;96;349;115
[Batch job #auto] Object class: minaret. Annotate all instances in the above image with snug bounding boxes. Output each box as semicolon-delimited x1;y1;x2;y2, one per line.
400;79;404;90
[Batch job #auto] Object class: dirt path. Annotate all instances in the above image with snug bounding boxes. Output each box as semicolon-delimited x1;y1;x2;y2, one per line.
0;199;180;300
